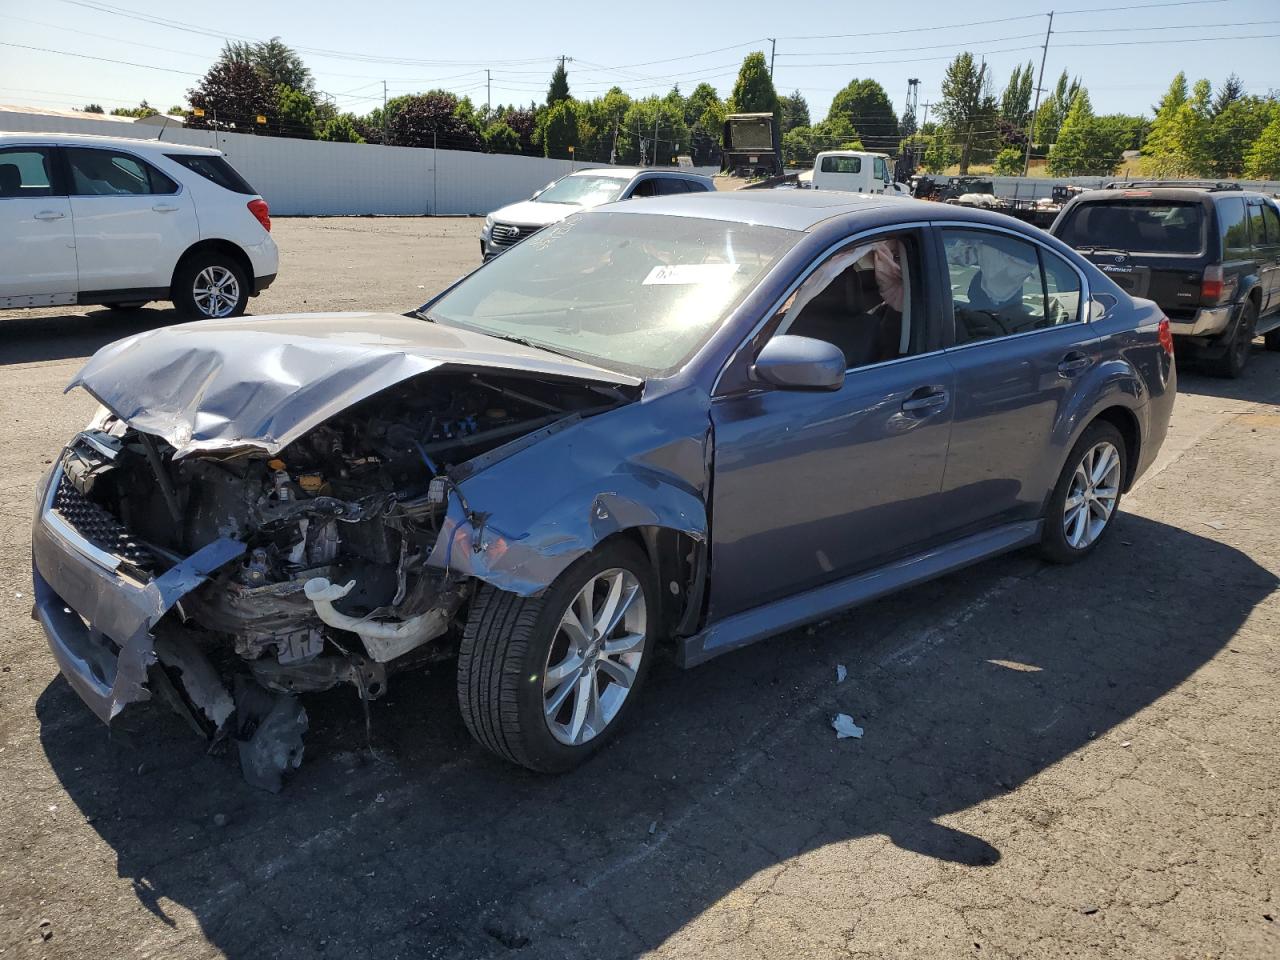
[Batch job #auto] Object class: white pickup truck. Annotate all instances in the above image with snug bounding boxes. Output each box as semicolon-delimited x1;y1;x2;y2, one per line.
803;150;910;196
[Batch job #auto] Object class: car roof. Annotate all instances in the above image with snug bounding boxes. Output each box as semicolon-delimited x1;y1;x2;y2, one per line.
592;189;922;231
1069;186;1269;204
568;166;711;182
0;131;221;156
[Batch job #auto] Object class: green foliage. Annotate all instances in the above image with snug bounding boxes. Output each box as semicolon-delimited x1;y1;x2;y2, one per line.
1244;113;1280;179
826;78;897;149
274;85;317;138
782;117;863;165
728;51;779;118
779;89;810;134
385;91;484;151
547;61;570;106
1142;74;1211;177
542;99;583;159
1048;90;1112;176
187;61;274;132
1207;97;1274;177
1000;62;1035;128
81;103;104;114
992;146;1025;176
483;121;520;154
1034;70;1082;148
684;83;722;129
222;36;313;93
110;99;158;118
938;53;999;173
922;127;960;172
317;113;365;143
1211;74;1244;117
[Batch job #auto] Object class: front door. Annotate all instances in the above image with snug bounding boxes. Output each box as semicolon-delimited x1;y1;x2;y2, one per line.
0;146;77;305
708;229;954;620
935;226;1096;536
63;146;199;294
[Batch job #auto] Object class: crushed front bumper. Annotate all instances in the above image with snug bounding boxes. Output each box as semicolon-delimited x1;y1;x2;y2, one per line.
30;464;245;724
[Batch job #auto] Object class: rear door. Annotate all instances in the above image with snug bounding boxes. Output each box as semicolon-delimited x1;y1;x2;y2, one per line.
935;225;1095;536
64;146;199;295
0;145;77;305
1258;201;1280;314
1054;196;1207;323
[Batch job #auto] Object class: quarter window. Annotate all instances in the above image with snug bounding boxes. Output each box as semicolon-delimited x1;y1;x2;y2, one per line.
1217;198;1250;255
1247;204;1266;247
943;229;1082;345
773;232;924;370
652;178;689;196
65;148;178;196
0;147;56;198
1263;203;1280;245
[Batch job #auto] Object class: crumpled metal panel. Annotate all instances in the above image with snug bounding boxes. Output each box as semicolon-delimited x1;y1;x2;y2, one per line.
428;386;711;595
67;312;639;458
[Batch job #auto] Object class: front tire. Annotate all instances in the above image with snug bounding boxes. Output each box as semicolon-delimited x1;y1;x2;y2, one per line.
173;254;248;319
457;540;658;772
1039;421;1127;564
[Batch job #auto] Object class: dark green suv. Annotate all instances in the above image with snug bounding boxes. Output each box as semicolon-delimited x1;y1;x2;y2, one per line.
1052;182;1280;377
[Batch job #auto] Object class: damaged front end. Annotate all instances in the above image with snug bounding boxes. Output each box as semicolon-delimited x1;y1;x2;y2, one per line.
32;367;628;790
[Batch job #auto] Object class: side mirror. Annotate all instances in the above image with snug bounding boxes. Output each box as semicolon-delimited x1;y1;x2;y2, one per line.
752;335;846;391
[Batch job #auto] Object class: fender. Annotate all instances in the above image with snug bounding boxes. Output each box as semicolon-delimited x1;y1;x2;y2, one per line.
427;386;712;596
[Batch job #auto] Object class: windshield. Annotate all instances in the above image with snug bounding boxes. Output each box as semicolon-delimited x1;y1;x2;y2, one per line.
1057;199;1205;255
534;175;628;207
422;213;798;377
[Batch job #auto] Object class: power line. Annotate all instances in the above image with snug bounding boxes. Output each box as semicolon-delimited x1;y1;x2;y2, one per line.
0;41;201;75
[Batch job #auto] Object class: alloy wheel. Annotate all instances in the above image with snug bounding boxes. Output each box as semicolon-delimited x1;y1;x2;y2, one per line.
1063;440;1121;549
192;265;241;318
543;568;647;747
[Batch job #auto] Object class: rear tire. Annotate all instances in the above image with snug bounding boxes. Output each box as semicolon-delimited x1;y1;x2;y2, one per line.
173;253;248;319
1206;301;1256;378
457;540;658;773
1039;421;1127;565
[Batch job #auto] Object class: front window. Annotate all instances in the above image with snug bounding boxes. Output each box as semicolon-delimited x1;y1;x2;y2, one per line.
534;175;627;207
1056;199;1205;255
422;213;798;377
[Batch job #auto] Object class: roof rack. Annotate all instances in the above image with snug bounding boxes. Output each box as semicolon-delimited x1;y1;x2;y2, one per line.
1102;179;1242;192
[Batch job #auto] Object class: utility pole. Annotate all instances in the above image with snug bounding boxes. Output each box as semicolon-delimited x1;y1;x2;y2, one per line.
918;101;932;170
768;38;776;78
486;69;491;117
382;80;387;145
653;109;660;167
1023;10;1054;177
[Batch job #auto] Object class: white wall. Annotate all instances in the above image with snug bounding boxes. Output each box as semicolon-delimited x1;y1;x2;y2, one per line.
0;110;719;216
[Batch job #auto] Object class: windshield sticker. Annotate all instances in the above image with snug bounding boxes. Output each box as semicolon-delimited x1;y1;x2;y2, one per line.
642;263;739;285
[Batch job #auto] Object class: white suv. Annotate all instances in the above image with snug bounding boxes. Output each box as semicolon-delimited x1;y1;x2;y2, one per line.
0;132;278;318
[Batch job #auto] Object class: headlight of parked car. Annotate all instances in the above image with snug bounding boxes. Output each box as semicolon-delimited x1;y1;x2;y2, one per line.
482;215;494;239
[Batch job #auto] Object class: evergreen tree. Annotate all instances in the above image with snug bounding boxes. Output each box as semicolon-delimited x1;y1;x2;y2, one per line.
684;83;721;129
547;60;570;106
1000;62;1035;127
938;53;997;174
1143;74;1211;177
1243;112;1280;179
779;89;810;134
1048;89;1118;176
1207;96;1273;176
1211;74;1244;117
826;78;898;149
728;52;779;118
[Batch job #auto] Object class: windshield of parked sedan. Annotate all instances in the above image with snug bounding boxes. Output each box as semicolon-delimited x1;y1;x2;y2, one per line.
422;213;798;377
534;175;628;207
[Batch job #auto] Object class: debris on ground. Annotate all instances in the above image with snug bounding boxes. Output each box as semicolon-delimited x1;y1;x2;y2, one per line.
836;664;848;684
832;714;864;739
647;820;657;835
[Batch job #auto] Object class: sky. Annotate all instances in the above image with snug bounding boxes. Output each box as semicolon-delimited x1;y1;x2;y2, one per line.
0;0;1277;128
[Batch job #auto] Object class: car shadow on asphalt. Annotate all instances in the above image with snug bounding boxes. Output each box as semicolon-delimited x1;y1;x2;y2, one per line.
0;308;186;366
1174;347;1280;404
35;513;1276;959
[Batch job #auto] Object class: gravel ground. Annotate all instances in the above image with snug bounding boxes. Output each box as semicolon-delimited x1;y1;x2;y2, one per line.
1;217;1278;960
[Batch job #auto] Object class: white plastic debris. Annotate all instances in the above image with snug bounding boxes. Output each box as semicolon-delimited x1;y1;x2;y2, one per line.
836;664;848;684
832;714;864;739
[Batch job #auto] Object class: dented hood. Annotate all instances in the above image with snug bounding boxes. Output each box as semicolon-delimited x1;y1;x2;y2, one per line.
69;312;640;457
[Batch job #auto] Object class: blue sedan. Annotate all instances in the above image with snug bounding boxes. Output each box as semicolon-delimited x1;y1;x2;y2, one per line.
33;190;1175;787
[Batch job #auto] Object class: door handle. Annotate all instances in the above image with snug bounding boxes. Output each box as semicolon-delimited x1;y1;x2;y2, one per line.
152;203;180;213
901;388;949;413
1057;352;1092;376
34;210;65;220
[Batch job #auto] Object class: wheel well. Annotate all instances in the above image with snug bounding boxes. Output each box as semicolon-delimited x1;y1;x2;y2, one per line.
1092;406;1141;491
1248;285;1262;310
170;239;254;295
605;527;704;641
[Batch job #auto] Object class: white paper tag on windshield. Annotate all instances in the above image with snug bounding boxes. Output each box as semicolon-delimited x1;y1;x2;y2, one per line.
642;263;738;285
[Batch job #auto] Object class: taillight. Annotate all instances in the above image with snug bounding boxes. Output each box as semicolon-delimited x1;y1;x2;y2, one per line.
247;198;271;232
1200;264;1223;304
1157;316;1174;356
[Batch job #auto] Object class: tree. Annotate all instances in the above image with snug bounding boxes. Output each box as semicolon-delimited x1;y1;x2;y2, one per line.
992;146;1025;176
274;85;317;138
728;51;779;118
1000;62;1035;128
618;96;691;164
938;53;997;174
385;91;485;151
1211;74;1244;117
542;99;583;159
502;106;538;155
483;121;520;154
1034;70;1081;148
1207;96;1274;177
1143;74;1212;177
187;61;273;131
110;99;159;118
222;37;312;93
826;79;897;149
1048;89;1119;176
1243;112;1280;179
80;103;104;114
779;89;810;134
684;83;721;130
547;60;570;106
782;117;862;165
922;126;960;172
318;113;365;143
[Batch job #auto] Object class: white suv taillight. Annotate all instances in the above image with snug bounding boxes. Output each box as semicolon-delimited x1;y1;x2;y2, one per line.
247;198;271;232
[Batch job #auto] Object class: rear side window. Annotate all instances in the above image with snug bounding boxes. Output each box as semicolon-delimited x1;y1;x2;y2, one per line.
165;154;256;195
820;155;861;174
1218;198;1250;255
0;147;56;197
1056;200;1205;255
64;148;177;196
652;178;689;196
1263;204;1280;245
1247;204;1266;246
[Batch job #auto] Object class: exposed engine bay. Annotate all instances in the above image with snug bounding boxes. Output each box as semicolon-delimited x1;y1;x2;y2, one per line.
53;368;627;789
